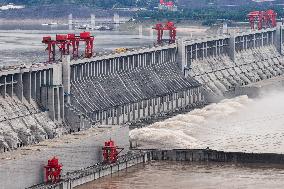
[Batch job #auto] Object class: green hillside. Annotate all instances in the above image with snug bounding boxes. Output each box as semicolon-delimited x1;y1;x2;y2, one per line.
0;0;155;8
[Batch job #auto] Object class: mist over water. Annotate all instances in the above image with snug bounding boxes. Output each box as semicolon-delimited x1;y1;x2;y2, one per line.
130;90;284;152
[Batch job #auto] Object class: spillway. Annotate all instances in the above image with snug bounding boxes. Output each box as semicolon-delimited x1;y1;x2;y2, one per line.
130;91;284;153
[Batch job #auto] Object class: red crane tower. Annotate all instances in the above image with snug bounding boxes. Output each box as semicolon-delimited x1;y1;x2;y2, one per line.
44;157;62;183
42;32;95;63
42;36;56;62
153;21;177;44
80;32;94;58
265;9;277;28
163;21;177;44
102;139;124;164
248;10;277;30
153;23;164;44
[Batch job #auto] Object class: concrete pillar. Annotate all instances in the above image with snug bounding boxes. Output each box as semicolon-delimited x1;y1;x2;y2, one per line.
23;72;31;102
177;38;187;76
228;35;236;62
31;72;36;100
157;97;161;113
271;31;274;45
59;86;64;122
132;56;135;68
202;43;205;59
48;87;55;121
97;61;101;76
253;34;256;48
113;59;117;72
52;63;63;85
137;55;140;67
276;25;283;55
261;33;264;47
15;73;23;101
126;57;130;70
91;62;95;77
54;87;60;121
62;55;71;103
6;75;13;98
36;71;41;102
151;52;155;65
0;76;6;98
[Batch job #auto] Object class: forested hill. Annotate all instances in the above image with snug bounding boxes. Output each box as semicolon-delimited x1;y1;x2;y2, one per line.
0;0;283;9
0;0;283;20
0;0;154;8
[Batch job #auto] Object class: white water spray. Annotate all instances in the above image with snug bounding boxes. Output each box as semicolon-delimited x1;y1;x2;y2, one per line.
130;91;284;153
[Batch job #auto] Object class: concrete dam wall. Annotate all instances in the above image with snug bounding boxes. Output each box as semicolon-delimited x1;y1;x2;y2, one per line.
182;26;284;101
190;45;284;100
69;61;202;126
0;26;284;154
0;64;66;152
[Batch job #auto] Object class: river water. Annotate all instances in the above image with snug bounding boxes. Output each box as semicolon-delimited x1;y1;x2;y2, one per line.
75;91;284;189
76;161;284;189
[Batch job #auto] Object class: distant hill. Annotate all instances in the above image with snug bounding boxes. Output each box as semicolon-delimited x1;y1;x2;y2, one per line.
0;0;157;19
178;0;284;9
1;0;282;10
0;0;155;9
0;0;283;19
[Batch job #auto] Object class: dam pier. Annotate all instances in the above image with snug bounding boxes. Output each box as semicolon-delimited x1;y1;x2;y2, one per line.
0;25;284;188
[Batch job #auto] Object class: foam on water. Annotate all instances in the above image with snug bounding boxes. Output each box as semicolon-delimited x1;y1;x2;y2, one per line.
130;91;284;152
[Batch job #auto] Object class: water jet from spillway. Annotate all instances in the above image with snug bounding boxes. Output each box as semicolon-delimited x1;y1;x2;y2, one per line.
130;91;284;153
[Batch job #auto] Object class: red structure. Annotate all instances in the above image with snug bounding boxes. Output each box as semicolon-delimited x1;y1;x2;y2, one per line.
153;21;177;44
153;23;164;44
248;10;277;30
164;21;177;43
160;0;174;7
44;157;62;183
42;32;94;62
265;10;277;28
67;33;80;58
102;139;124;164
56;34;68;59
80;32;94;58
42;36;56;62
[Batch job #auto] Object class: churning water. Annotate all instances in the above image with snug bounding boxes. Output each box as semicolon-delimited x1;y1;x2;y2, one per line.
130;91;284;153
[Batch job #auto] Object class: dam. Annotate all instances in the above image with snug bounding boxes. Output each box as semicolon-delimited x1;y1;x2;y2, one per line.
0;25;284;188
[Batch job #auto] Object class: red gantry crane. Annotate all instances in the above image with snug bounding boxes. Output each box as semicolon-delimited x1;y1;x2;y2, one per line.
42;32;94;63
102;139;124;164
153;21;177;44
44;157;62;183
248;10;277;30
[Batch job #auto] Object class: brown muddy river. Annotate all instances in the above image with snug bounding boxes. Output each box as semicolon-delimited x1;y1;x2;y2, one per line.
76;161;284;189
